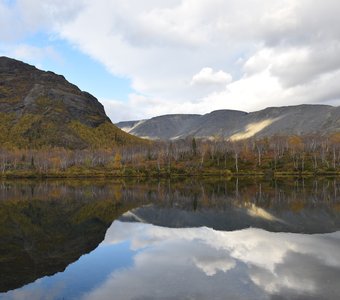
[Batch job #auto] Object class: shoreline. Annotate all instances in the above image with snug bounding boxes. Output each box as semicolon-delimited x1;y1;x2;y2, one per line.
1;170;339;179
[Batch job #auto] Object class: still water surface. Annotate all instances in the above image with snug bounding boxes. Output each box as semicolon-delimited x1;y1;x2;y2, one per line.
0;178;339;299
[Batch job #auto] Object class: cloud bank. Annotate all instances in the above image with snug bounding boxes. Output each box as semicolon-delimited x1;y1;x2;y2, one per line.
1;0;340;121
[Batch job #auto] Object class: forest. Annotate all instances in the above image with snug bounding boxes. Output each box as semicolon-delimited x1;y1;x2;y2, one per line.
0;133;339;178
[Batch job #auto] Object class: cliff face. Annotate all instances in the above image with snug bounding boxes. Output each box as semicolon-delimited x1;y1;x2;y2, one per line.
0;56;140;149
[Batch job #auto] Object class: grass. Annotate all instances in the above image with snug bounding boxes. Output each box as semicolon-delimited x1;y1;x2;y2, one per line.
0;112;146;149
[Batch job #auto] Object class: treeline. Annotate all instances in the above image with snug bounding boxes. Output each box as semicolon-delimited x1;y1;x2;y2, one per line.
0;133;340;177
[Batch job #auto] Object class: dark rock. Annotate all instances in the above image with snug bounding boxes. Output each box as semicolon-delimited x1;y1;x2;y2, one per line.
0;56;110;127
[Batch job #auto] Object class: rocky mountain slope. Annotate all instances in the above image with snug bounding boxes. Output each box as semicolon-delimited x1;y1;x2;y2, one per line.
116;105;340;140
0;56;141;149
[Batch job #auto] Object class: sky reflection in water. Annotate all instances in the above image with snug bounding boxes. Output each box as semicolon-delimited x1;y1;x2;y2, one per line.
3;220;340;300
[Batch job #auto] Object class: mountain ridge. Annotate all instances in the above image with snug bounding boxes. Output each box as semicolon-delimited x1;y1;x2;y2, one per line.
116;104;340;140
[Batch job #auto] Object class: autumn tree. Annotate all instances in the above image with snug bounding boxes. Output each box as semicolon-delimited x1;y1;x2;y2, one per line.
113;151;122;169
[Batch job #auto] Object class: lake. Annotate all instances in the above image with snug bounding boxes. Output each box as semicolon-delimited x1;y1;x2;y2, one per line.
0;178;340;300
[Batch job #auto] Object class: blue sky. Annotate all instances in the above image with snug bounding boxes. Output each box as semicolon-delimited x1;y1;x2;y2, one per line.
1;0;340;122
4;32;133;101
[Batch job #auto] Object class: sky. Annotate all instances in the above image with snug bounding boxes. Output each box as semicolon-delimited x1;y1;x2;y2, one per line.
1;0;340;122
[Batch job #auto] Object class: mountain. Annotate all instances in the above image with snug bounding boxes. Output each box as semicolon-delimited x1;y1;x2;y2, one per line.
116;114;201;139
116;105;340;140
0;56;142;149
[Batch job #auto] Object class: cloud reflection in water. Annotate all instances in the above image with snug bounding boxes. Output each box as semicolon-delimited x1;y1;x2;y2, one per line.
82;221;340;300
2;221;339;300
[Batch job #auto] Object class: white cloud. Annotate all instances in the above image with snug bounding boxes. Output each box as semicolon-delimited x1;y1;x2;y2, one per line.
1;0;340;121
193;255;236;276
191;67;232;86
0;0;83;41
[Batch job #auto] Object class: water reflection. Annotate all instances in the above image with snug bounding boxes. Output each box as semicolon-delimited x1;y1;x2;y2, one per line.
0;180;142;292
90;222;340;300
3;221;340;300
120;178;340;233
0;178;339;299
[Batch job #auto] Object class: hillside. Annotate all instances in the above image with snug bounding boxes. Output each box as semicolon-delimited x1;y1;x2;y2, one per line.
116;114;201;139
116;105;340;140
0;56;142;149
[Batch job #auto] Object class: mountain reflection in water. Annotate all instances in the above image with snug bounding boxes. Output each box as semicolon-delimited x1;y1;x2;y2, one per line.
0;178;339;300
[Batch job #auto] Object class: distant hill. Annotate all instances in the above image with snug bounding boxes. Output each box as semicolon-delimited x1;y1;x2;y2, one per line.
116;105;340;140
0;56;142;149
116;114;201;140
